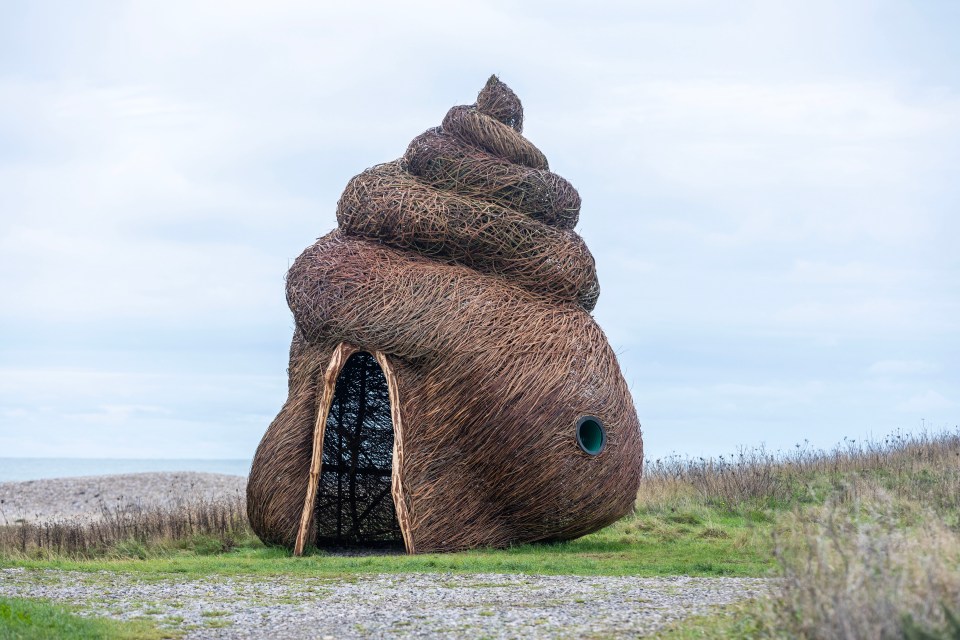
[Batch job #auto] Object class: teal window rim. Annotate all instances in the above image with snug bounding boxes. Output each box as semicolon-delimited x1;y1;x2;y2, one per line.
575;415;606;455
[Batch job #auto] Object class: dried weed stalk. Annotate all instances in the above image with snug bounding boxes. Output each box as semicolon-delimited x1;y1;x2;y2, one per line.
770;483;960;639
0;496;250;559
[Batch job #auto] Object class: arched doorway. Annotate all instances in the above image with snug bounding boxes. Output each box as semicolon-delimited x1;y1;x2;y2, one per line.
312;351;403;548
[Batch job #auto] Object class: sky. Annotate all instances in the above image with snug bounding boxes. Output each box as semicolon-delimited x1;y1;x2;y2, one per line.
1;1;957;461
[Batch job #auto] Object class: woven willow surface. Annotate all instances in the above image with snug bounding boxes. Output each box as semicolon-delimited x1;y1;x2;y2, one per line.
248;76;643;553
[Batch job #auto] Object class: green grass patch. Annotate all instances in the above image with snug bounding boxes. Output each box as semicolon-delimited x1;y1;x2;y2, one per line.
0;507;774;579
652;600;767;639
0;597;179;639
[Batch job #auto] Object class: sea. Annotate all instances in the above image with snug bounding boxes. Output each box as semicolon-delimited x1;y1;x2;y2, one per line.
0;458;252;483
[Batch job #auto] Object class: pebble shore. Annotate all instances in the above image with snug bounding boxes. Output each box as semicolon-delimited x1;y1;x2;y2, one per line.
0;472;246;524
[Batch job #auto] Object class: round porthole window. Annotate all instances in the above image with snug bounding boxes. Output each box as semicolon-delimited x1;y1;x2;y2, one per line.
576;416;606;455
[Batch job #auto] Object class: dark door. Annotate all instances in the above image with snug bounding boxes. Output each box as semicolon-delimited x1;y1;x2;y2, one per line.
314;351;403;548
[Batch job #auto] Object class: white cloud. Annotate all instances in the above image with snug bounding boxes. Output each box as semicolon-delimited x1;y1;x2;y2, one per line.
897;390;955;413
0;0;957;460
0;367;285;457
868;360;941;376
787;261;916;287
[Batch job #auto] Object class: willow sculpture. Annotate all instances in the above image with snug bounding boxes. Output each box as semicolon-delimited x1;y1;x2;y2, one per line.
247;76;643;554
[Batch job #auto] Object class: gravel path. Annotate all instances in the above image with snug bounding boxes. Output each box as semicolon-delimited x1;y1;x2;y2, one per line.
1;568;770;639
0;472;246;524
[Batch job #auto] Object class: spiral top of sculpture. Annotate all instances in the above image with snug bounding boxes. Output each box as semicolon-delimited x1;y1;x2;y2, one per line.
335;75;599;312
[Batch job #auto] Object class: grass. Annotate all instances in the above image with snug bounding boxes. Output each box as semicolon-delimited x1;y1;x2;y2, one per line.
0;499;247;560
652;428;960;639
766;483;960;639
0;508;772;578
3;428;959;638
653;601;768;639
0;481;774;577
0;597;179;639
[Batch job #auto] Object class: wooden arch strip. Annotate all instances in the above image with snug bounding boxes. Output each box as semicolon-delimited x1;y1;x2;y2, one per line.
293;342;356;556
373;351;415;554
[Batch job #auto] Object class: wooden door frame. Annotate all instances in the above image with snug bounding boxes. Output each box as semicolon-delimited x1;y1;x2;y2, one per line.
293;343;414;555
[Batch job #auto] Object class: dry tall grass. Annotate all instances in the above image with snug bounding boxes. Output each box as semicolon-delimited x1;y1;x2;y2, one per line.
0;497;251;559
641;429;960;514
771;483;960;639
642;429;960;639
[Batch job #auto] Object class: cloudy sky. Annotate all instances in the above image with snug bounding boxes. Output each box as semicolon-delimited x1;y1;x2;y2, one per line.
1;1;957;461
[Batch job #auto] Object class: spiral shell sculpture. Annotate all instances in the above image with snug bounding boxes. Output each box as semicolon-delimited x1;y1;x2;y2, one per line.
247;76;643;554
